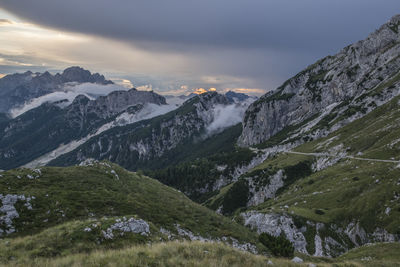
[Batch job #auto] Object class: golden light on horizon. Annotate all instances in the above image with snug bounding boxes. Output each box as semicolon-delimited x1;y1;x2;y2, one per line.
193;87;218;95
193;88;208;95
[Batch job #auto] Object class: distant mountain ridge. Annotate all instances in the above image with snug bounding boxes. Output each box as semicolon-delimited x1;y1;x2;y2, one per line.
0;66;113;113
68;88;166;119
225;91;252;102
49;92;251;170
0;66;256;171
0;87;167;170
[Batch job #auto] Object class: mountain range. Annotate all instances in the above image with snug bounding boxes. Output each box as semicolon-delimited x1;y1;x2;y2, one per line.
1;14;400;266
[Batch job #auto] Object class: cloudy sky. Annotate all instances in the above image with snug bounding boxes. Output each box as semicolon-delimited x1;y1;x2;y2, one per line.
0;1;399;96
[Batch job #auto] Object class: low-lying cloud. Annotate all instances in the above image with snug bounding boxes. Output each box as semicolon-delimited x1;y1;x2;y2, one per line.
206;99;254;135
10;83;129;118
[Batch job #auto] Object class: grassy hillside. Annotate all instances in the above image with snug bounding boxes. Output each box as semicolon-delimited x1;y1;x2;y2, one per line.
3;241;400;266
0;161;261;261
338;242;400;265
0;241;296;267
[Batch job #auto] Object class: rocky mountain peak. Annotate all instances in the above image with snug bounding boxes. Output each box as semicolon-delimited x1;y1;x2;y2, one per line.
61;66;113;84
197;91;230;104
388;14;400;27
67;88;167;119
238;14;400;147
344;14;400;59
0;67;114;113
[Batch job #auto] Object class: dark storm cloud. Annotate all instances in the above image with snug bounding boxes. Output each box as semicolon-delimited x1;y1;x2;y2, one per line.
0;0;399;93
1;0;399;52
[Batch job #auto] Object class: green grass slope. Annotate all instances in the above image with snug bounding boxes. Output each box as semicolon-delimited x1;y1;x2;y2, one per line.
0;161;261;261
338;242;400;266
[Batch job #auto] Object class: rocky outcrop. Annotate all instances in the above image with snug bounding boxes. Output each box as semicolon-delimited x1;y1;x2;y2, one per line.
0;194;35;236
241;211;400;257
101;217;150;239
247;170;285;207
242;211;308;253
239;14;400;147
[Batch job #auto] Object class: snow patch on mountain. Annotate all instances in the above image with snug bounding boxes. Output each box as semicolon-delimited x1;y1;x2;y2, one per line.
97;103;178;133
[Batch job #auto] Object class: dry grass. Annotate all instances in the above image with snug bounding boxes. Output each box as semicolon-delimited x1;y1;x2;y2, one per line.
4;241;296;267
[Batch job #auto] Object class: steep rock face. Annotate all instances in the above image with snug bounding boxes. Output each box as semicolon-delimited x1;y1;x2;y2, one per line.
239;15;400;146
49;92;234;170
0;66;113;113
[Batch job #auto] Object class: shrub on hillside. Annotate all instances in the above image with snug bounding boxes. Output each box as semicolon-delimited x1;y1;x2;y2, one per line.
222;179;249;214
258;232;294;258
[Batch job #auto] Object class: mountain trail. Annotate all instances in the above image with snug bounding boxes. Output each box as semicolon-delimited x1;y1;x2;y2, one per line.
286;151;400;164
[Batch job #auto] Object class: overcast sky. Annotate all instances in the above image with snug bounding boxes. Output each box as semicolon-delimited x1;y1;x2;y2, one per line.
0;0;399;96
